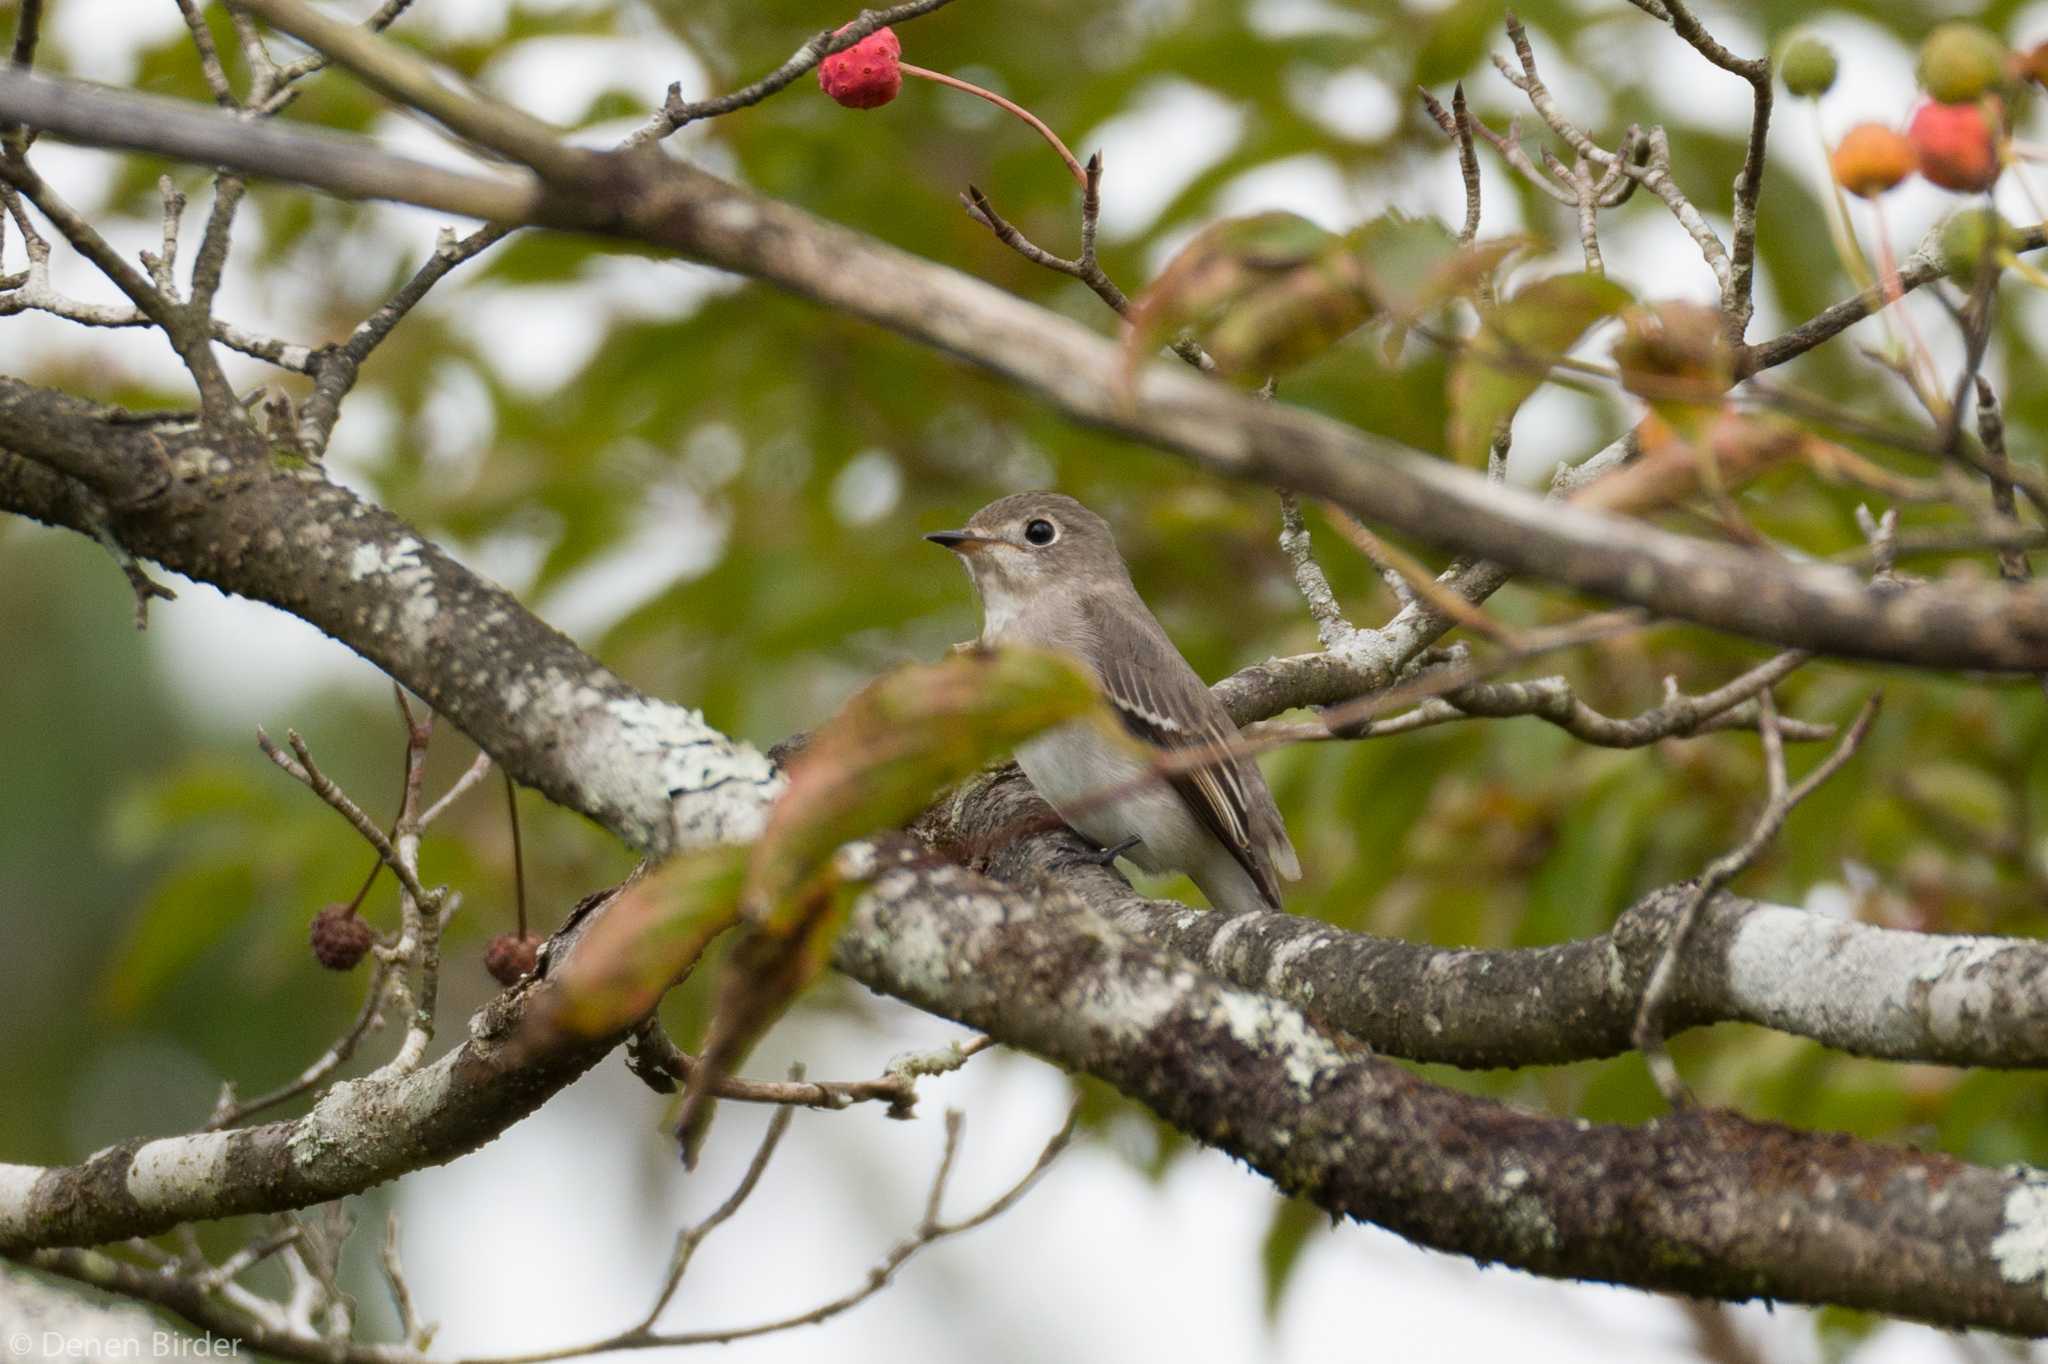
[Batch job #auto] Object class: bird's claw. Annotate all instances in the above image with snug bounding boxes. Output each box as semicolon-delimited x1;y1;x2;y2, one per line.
1086;834;1142;866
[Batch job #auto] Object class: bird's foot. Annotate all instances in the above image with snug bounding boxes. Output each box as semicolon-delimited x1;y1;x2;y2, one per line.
1085;834;1142;866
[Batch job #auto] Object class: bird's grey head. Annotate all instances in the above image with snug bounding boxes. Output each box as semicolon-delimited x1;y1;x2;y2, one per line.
924;492;1130;628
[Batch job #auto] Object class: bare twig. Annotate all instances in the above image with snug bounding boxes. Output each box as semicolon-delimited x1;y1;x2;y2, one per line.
298;224;509;455
1320;504;1510;643
188;174;247;322
1632;692;1881;1106
256;728;433;906
628;1019;993;1118
639;1091;798;1329
1251;649;1827;748
8;0;43;71
207;959;397;1129
1278;492;1363;650
265;0;418;105
962;157;1216;371
175;0;240;107
0;152;240;414
1467;111;1577;204
631;0;963;145
419;750;493;828
449;1104;1078;1364
1631;0;1769;336
194;1225;302;1296
2;0;44;154
1419;84;1484;247
81;500;178;628
1492;16;1729;291
231;0;589;185
1975;380;2033;585
380;1213;430;1352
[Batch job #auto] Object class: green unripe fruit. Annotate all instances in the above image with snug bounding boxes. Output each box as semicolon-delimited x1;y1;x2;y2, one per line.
1775;29;1838;97
1940;207;2020;284
1917;23;2009;104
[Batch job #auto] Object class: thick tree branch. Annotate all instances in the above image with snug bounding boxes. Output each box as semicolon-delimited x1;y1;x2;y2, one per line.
938;765;2048;1073
0;965;613;1253
13;806;2048;1337
834;840;2048;1337
0;379;779;855
7;71;2048;669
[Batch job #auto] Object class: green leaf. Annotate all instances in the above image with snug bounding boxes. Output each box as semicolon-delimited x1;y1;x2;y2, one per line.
1352;214;1535;359
105;761;265;858
100;859;260;1018
1447;273;1632;462
1259;1197;1324;1320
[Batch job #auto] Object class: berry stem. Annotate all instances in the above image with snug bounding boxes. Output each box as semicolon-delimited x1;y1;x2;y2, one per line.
1869;198;1945;413
503;769;527;939
342;854;380;917
1811;106;1875;294
898;62;1087;187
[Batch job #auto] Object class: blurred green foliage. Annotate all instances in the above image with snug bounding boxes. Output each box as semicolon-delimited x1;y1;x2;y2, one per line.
7;0;2048;1333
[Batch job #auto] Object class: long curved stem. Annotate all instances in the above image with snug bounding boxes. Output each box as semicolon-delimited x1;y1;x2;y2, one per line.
899;61;1086;186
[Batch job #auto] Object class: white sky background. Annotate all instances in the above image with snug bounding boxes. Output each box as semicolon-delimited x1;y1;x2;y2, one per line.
10;0;2048;1359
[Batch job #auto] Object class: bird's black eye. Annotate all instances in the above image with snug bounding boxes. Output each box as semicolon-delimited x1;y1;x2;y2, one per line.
1024;518;1058;546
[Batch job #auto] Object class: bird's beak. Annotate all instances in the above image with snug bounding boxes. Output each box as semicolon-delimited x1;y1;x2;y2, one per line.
924;530;990;553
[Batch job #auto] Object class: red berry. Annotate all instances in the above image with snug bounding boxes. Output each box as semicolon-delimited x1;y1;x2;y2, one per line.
310;903;373;971
1829;124;1917;198
1907;99;2002;193
485;932;543;986
818;25;902;109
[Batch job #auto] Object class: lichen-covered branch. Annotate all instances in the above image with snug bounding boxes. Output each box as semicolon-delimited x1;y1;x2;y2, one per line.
923;766;2048;1074
835;838;2048;1337
0;379;778;854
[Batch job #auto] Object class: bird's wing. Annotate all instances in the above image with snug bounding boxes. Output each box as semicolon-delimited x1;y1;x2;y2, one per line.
1083;596;1299;909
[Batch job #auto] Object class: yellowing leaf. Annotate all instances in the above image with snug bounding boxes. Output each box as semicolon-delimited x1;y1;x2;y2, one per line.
1121;212;1373;389
745;646;1101;918
1611;301;1735;445
542;847;749;1040
1570;409;1803;515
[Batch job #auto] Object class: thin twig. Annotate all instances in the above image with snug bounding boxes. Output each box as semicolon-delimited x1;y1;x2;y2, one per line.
380;1213;429;1351
628;1019;993;1117
1277;492;1361;650
0;152;239;415
419;749;493;828
1635;0;1769;336
175;0;240;108
639;1090;799;1329
297;223;509;455
255;728;435;907
1632;692;1882;1106
961;160;1215;371
1320;504;1510;643
460;1105;1077;1363
207;958;397;1129
631;0;963;145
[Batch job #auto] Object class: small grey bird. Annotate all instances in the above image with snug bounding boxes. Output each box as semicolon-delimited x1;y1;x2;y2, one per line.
926;491;1300;915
